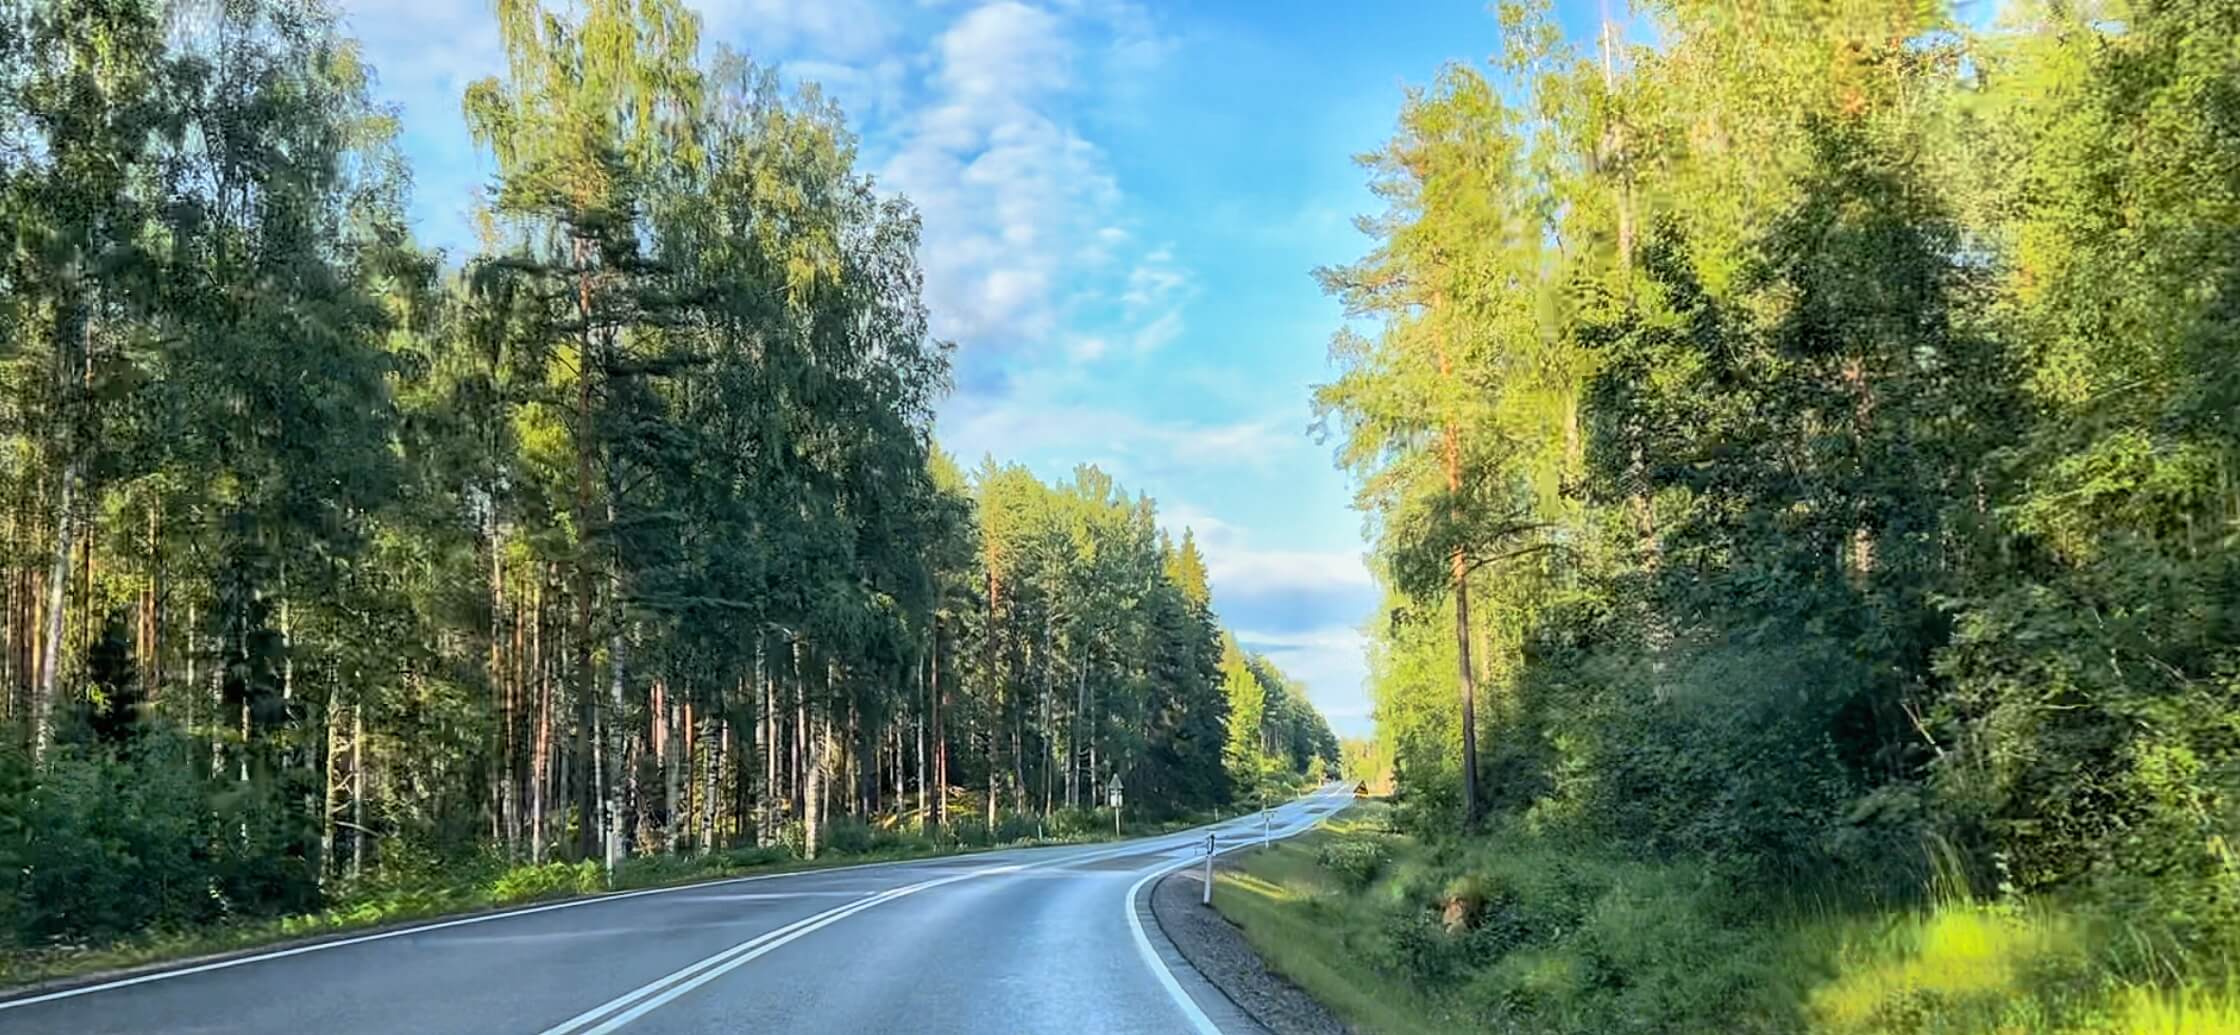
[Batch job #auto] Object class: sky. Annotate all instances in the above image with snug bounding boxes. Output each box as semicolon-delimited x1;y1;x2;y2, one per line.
337;0;1613;739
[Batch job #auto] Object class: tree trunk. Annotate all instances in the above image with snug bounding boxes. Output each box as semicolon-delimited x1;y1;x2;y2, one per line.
915;650;927;828
33;459;75;761
930;620;946;831
804;702;825;861
1436;292;1480;830
530;574;550;863
322;674;343;884
603;534;627;874
792;640;806;824
350;702;367;880
1452;547;1480;828
1040;616;1054;817
664;687;682;852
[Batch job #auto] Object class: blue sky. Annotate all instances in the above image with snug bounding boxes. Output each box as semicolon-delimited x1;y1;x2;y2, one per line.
340;0;1615;738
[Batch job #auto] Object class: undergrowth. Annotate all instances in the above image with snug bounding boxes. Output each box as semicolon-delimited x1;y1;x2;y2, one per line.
1212;803;2240;1035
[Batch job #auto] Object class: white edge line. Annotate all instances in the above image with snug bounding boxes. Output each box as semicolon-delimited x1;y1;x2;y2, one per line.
1127;785;1347;1035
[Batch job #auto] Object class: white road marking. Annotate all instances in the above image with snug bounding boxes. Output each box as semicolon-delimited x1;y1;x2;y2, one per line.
534;874;978;1035
0;789;1345;1031
538;828;1254;1033
0;853;984;1012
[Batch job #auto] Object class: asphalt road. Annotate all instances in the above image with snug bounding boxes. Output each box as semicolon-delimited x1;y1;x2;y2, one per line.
0;784;1352;1034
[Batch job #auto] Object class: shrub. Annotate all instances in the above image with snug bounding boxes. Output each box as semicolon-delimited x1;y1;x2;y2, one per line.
488;860;603;904
945;817;990;847
720;844;788;869
1048;807;1102;838
822;817;876;856
0;733;324;947
993;812;1040;844
1317;838;1389;890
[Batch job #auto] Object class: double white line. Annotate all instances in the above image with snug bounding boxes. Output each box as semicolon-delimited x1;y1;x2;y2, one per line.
536;863;1021;1035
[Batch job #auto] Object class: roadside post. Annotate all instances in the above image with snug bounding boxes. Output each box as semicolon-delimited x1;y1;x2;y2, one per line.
1203;832;1216;905
1262;806;1271;848
1108;773;1124;837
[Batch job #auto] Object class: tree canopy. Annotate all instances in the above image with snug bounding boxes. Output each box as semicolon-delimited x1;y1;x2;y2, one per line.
1324;0;2240;973
0;0;1333;950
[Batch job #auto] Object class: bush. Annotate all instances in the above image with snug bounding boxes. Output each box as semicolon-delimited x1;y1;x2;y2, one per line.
488;860;603;904
0;733;323;947
993;812;1040;844
1048;807;1103;838
720;844;788;869
1317;838;1389;890
822;817;876;856
944;817;990;847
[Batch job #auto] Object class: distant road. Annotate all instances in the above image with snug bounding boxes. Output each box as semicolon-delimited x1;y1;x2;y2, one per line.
0;784;1352;1034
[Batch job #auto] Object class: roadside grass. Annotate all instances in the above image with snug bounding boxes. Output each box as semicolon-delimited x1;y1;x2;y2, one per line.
1210;803;1462;1034
0;806;1219;992
1210;803;2240;1035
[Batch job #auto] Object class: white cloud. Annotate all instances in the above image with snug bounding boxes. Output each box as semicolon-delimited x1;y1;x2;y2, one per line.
1206;547;1373;598
1235;625;1374;736
869;1;1180;357
698;0;901;61
937;2;1070;101
943;402;1296;478
1158;502;1371;599
1233;626;1366;652
1131;308;1184;353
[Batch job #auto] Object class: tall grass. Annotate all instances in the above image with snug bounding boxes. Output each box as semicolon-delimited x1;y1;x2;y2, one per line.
1211;804;2240;1035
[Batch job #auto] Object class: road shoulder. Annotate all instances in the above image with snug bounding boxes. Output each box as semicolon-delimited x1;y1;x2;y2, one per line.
1150;860;1351;1035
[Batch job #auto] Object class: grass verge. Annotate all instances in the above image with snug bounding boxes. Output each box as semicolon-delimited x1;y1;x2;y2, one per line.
1210;802;2240;1035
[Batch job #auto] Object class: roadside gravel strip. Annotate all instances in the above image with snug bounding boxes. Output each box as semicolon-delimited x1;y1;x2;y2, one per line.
1152;862;1351;1035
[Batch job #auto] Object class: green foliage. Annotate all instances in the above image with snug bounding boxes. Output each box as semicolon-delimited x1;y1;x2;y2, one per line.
1314;837;1389;890
488;860;606;904
1321;1;2240;1028
1225;808;2240;1035
0;732;319;948
0;0;1337;972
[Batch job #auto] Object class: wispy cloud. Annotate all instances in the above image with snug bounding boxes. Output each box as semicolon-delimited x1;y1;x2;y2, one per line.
942;402;1298;480
1158;503;1371;600
879;1;1143;351
1235;625;1374;735
699;0;900;61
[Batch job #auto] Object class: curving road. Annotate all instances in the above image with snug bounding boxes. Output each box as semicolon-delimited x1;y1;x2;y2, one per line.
0;784;1351;1034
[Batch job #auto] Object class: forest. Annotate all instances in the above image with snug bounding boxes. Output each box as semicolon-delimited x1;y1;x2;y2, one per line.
1316;0;2239;1030
0;0;1335;957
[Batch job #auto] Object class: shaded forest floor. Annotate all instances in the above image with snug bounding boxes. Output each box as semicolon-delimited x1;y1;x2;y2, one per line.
0;808;1216;994
1209;802;2240;1035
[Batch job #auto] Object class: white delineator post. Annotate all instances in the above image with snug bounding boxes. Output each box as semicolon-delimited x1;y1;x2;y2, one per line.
1202;832;1216;905
1262;807;1271;849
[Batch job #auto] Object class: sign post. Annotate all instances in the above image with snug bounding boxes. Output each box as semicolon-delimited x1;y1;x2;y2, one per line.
1108;773;1124;837
1203;832;1216;905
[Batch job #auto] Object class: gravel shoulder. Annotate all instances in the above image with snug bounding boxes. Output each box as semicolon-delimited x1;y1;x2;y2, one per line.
1151;858;1352;1035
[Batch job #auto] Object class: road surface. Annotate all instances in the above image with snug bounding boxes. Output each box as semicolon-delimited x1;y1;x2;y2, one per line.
0;784;1351;1034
